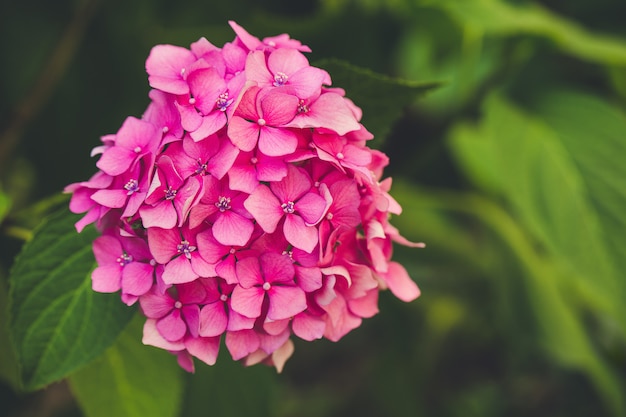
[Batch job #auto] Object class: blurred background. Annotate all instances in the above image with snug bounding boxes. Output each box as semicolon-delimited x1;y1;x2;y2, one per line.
1;0;625;416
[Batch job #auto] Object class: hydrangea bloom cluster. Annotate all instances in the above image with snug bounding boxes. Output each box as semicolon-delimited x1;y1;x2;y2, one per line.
66;21;424;372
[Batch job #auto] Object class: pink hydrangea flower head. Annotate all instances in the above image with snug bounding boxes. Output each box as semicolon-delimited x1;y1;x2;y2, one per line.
65;21;424;374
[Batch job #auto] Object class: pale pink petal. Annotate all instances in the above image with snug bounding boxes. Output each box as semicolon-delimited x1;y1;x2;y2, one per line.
267;48;308;79
271;339;294;373
90;189;128;208
348;289;379;318
96;146;136;176
146;44;196;94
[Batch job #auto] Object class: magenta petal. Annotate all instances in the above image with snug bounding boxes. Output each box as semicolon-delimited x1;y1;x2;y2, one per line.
146;44;196;94
190;112;227;141
199;302;228;337
92;235;123;264
267;286;306;321
157;310;187;342
185;336;220;366
244;185;282;233
383;261;420;302
212;211;253;247
283;214;318;253
267;48;308;78
230;285;265;319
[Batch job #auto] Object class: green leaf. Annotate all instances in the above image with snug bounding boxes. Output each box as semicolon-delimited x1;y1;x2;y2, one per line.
69;314;183;417
8;207;135;390
0;275;19;389
314;58;441;147
449;94;625;324
447;94;626;414
429;0;626;66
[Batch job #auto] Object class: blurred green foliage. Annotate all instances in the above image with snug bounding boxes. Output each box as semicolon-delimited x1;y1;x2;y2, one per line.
1;0;625;416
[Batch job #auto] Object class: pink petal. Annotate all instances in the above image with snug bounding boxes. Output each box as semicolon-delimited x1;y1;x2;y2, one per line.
140;200;177;230
147;227;180;263
244;50;273;87
185;336;220;366
296;192;327;225
243;185;282;233
139;291;175;319
156;310;187;342
267;48;308;79
235;257;264;288
90;189;128;208
91;265;121;293
288;92;361;135
292;312;326;341
199;302;228;337
230;285;265;319
182;304;200;338
225;329;260;360
260;252;295;284
96;146;135;176
258;127;298;157
259;90;298;126
267;286;306;321
227;116;259;152
382;261;420;302
92;235;123;264
283;214;318;253
162;256;198;285
212;211;254;247
143;319;185;351
348;289;379;318
146;44;196;95
121;263;154;296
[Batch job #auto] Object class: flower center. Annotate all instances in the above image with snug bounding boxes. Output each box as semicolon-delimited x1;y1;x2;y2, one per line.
297;99;309;114
195;158;208;175
257;118;266;126
116;253;133;266
164;186;177;200
216;92;233;112
220;294;228;302
174;301;183;309
326;212;334;220
281;201;295;214
262;282;271;291
215;196;232;212
124;179;139;195
177;240;197;260
273;72;288;87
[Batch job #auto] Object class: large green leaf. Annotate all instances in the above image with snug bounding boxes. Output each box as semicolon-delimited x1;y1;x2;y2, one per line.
315;58;440;147
448;94;626;415
530;89;626;286
429;0;626;66
0;186;10;224
68;314;183;417
8;207;135;390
